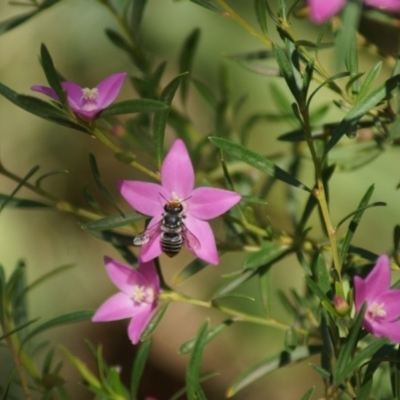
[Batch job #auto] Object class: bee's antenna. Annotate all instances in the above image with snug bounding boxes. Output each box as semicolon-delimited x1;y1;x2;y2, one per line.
159;193;168;202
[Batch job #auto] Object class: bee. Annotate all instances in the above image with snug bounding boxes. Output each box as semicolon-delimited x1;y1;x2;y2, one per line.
133;197;201;258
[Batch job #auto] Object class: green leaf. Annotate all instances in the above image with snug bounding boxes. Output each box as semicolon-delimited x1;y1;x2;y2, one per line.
140;302;169;341
179;319;235;354
226;346;320;397
174;258;211;286
1;366;17;400
254;0;268;35
244;241;289;269
0;0;61;35
214;269;255;297
315;254;330;295
153;73;187;168
358;62;382;100
36;169;69;189
188;0;223;14
0;317;41;341
0;194;49;210
179;28;201;102
334;303;366;384
209;137;312;192
284;327;298;353
273;45;301;103
23;310;94;344
0;165;40;214
339;184;378;265
309;363;331;379
301;387;315;400
81;212;144;232
129;0;147;37
326;74;400;153
192;78;217;108
89;153;125;217
335;338;389;385
40;44;66;105
99;98;167;117
186;320;209;400
131;340;152;400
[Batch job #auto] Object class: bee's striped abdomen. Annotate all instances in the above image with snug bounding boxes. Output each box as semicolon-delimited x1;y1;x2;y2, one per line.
161;232;182;257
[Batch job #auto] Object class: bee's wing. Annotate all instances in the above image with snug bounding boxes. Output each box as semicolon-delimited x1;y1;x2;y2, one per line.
182;224;201;251
133;222;161;246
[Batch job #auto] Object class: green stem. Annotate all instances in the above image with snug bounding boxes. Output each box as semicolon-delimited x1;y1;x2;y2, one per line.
216;0;273;49
92;128;160;181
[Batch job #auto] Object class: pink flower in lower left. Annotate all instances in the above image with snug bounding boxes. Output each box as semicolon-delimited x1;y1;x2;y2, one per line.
92;256;160;344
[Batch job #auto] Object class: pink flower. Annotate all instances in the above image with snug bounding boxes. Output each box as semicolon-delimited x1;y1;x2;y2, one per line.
354;254;400;342
309;0;400;24
31;73;126;119
92;256;160;344
117;139;241;265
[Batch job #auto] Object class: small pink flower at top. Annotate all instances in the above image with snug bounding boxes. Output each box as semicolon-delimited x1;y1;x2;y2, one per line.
309;0;400;24
354;254;400;343
92;256;160;344
118;139;242;265
31;73;126;120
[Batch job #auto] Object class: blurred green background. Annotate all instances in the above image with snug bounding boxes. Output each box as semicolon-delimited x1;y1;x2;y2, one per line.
0;0;400;399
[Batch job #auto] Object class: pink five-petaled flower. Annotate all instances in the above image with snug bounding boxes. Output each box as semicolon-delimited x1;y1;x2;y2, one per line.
354;254;400;343
92;256;160;345
31;72;127;120
117;139;242;265
308;0;400;24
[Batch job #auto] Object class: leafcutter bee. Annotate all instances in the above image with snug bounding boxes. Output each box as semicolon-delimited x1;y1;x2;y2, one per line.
133;198;201;257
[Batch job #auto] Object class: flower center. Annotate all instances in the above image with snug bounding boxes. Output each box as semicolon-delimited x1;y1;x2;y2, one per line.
131;285;156;305
81;88;99;111
367;301;387;321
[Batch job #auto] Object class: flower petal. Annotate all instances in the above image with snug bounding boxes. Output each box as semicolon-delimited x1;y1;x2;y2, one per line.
104;256;145;294
96;72;127;108
375;290;400;321
61;81;84;110
92;292;137;322
31;85;59;101
188;187;241;220
354;277;367;312
365;319;400;343
364;255;391;300
364;0;400;11
117;180;167;217
139;259;161;291
161;139;194;198
184;215;219;265
138;217;163;262
127;305;155;344
308;0;346;23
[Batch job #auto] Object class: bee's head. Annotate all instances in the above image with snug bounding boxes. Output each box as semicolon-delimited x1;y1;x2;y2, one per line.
164;201;183;213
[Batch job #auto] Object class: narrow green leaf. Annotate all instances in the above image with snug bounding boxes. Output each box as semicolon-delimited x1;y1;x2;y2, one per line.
339;184;376;265
303;58;315;98
186;320;209;400
0;165;39;214
36;169;69;189
1;366;17;400
23;310;94;344
315;254;330;295
304;276;330;304
309;363;331;379
100;99;167;117
40;44;66;105
81;212;144;232
179;319;235;354
209;137;312;192
174;258;210;286
0;194;49;209
358;62;382;100
273;45;301;103
89;153;125;217
114;151;136;164
284;327;298;353
42;348;55;376
17;95;67;120
0;317;40;341
334;303;366;384
140;302;169;341
153;73;187;168
301;387;315;400
244;241;288;269
192;78;217;107
326;74;400;153
214;269;255;297
129;0;147;37
226;346;320;397
254;0;268;35
188;0;223;15
179;28;200;102
336;338;389;384
169;372;219;400
240;195;268;205
131;340;152;400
